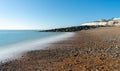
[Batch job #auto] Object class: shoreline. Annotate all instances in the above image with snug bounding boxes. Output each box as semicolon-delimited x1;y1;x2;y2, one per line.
0;32;75;62
0;27;120;71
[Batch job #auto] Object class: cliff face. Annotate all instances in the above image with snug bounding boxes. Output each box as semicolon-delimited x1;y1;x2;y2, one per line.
81;18;120;26
112;18;120;26
81;22;108;26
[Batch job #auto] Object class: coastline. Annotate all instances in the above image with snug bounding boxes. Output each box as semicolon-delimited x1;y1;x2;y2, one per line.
0;27;120;71
0;32;75;62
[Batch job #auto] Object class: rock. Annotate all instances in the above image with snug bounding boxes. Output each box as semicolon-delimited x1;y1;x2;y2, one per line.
68;68;72;71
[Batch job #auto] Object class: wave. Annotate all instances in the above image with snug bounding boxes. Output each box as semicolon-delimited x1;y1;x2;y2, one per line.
0;32;75;62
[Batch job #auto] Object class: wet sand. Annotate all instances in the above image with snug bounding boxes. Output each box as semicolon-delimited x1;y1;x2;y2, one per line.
0;27;120;71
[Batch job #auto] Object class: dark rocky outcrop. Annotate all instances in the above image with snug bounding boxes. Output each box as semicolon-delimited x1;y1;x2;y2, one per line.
40;25;105;32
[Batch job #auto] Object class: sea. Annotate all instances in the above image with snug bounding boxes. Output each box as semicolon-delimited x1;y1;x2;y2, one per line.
0;30;74;62
0;30;61;47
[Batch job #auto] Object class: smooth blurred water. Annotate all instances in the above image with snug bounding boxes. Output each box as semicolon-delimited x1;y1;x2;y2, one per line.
0;30;62;47
0;31;74;61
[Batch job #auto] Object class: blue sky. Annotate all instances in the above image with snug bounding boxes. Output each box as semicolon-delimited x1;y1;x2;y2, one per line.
0;0;120;30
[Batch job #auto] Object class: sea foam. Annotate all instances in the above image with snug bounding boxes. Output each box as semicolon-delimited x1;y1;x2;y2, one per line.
0;32;75;62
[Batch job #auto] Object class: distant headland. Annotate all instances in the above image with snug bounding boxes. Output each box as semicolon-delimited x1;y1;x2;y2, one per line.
41;18;120;32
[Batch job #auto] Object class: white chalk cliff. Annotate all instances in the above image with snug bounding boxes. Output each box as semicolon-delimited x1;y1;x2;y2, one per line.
81;18;120;26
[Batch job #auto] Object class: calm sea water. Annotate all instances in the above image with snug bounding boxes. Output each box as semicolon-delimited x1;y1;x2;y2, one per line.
0;30;61;47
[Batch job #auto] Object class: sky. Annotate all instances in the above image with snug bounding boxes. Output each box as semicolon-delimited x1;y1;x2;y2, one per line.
0;0;120;30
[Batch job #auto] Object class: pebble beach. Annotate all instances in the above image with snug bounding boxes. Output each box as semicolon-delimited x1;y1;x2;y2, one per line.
0;27;120;71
